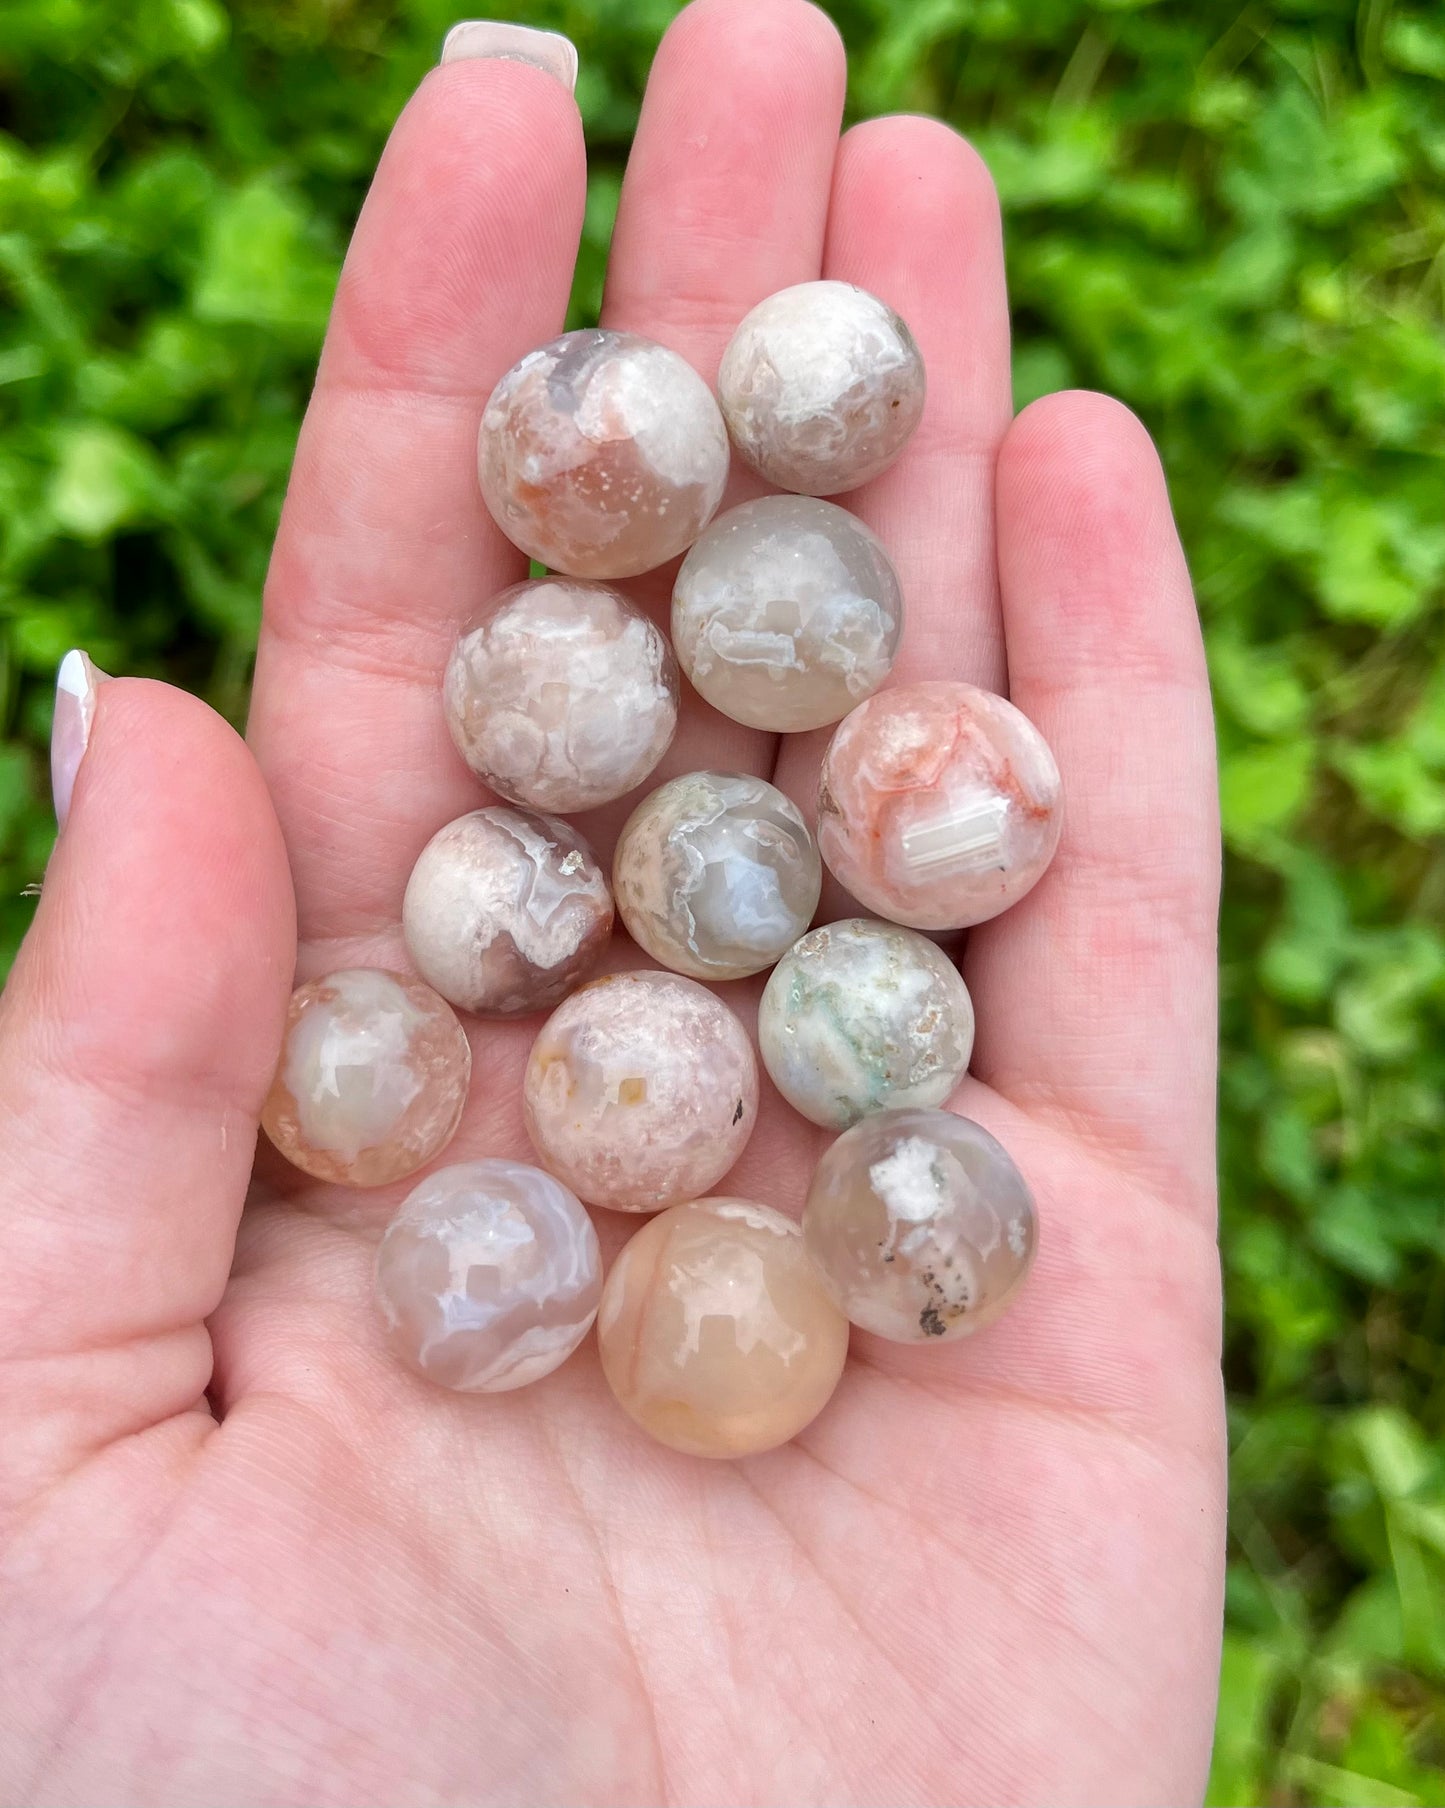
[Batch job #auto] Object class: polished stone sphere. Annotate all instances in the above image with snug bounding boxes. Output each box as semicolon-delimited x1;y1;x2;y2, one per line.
612;770;821;981
758;919;974;1130
671;495;903;732
523;971;758;1213
444;578;678;813
717;281;925;496
478;329;729;579
818;681;1062;931
375;1160;601;1392
403;807;613;1019
597;1198;850;1457
803;1107;1037;1342
262;969;471;1187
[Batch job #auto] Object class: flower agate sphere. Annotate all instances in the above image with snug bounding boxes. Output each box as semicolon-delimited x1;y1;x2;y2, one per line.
613;771;821;981
375;1160;601;1393
803;1108;1037;1342
671;496;903;732
478;329;729;579
759;920;975;1130
523;972;757;1213
717;281;925;496
818;681;1063;931
444;579;678;812
403;808;612;1018
262;969;471;1187
597;1199;850;1457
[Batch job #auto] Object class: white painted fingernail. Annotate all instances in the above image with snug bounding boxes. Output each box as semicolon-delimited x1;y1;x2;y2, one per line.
51;650;109;832
440;22;578;92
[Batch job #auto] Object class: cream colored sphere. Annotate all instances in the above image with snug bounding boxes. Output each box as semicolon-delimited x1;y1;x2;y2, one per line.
671;496;903;732
444;579;678;813
718;281;925;495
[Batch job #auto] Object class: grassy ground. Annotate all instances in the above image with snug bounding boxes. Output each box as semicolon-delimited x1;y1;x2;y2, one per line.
2;1;1443;1798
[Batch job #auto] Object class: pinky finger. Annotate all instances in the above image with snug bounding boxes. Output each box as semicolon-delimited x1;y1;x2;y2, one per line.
965;392;1220;1217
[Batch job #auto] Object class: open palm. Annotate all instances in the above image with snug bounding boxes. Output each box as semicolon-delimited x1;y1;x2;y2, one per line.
0;3;1224;1802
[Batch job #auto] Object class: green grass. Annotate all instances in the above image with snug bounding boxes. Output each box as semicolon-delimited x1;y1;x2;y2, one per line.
2;0;1443;1797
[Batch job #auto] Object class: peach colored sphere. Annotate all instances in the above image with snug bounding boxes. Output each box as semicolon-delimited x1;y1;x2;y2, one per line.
818;681;1063;931
375;1160;601;1393
523;971;758;1213
262;969;471;1188
597;1198;850;1457
477;329;730;580
444;578;678;813
803;1107;1037;1342
717;281;925;496
402;807;613;1019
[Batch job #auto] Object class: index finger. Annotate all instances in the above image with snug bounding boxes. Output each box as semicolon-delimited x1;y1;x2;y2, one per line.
247;58;586;954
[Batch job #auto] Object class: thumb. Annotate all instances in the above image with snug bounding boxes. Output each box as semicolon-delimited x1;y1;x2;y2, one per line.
0;657;295;1506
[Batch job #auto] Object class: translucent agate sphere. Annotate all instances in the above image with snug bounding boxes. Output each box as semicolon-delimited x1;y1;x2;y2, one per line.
818;681;1063;931
478;329;730;579
375;1160;601;1393
444;579;678;812
523;971;758;1213
612;771;821;981
597;1198;850;1457
402;807;613;1019
717;281;925;496
758;919;975;1130
803;1107;1037;1342
262;969;471;1188
671;496;903;732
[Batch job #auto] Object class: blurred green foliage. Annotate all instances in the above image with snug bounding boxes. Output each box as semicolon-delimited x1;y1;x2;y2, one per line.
1;0;1442;1797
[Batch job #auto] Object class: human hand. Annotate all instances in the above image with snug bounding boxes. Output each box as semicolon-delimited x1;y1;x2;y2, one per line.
0;3;1224;1801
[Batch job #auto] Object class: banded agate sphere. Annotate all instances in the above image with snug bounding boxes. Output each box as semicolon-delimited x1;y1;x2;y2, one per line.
597;1198;850;1457
402;807;612;1019
718;281;925;496
523;971;758;1213
759;919;975;1130
818;681;1062;931
478;329;729;579
444;579;678;813
803;1107;1037;1343
612;771;821;981
672;496;903;732
375;1160;601;1393
262;969;471;1187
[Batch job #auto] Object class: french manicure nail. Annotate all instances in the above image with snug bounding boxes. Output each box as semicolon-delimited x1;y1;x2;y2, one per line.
51;650;109;832
439;21;578;92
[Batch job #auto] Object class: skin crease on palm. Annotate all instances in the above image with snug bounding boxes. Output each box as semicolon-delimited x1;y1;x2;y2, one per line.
0;1;1226;1802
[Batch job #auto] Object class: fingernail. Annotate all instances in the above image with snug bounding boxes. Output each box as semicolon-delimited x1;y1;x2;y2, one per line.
439;21;578;92
51;650;109;832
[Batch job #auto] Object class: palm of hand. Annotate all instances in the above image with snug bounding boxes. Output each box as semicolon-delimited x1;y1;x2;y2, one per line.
0;5;1224;1803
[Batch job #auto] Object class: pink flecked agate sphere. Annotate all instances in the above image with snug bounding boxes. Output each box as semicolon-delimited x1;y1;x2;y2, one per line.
817;681;1063;931
402;807;613;1019
262;969;471;1188
444;579;678;813
597;1198;850;1457
477;329;730;580
523;971;758;1214
375;1159;601;1393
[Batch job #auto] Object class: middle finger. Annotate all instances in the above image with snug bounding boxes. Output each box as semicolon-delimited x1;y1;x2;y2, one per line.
574;0;848;853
